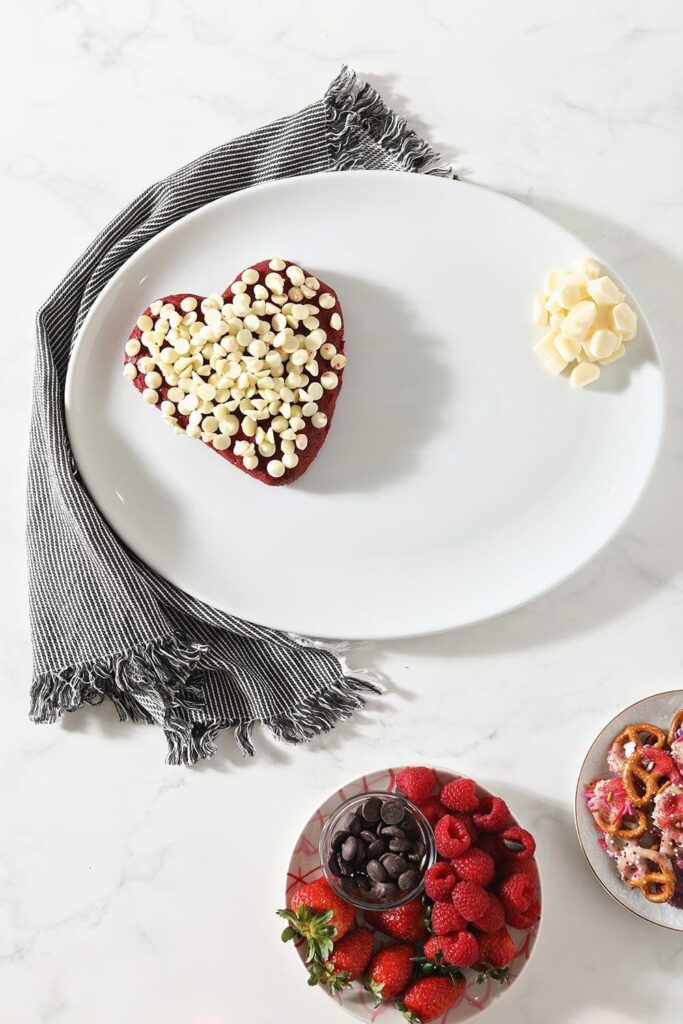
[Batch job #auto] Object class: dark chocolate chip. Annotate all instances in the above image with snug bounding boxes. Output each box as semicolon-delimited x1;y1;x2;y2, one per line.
373;881;400;900
338;858;354;876
382;853;409;878
354;839;367;864
367;838;386;859
411;840;427;859
360;830;376;844
331;830;349;851
380;800;405;825
362;797;382;823
342;813;362;835
382;825;406;839
357;875;372;893
366;859;388;882
341;836;358;862
407;850;423;863
398;869;420;892
340;877;356;893
389;837;412;853
328;852;341;876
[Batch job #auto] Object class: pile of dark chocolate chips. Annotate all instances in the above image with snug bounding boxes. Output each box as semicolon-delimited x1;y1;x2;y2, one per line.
328;796;428;902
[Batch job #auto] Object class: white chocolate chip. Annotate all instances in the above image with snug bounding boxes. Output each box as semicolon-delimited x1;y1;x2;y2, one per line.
145;371;163;389
265;272;285;295
282;451;299;470
268;258;286;271
330;312;342;331
125;338;141;356
330;354;346;371
319;292;336;309
160;400;176;416
267;459;285;478
137;315;153;331
286;265;305;287
311;411;328;428
122;363;137;380
243;454;259;470
213;435;231;451
150;300;163;316
143;388;159;404
321;371;338;390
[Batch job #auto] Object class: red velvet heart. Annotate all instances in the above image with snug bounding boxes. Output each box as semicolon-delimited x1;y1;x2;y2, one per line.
123;259;345;485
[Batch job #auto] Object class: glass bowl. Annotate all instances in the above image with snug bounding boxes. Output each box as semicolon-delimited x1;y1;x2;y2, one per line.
319;790;436;911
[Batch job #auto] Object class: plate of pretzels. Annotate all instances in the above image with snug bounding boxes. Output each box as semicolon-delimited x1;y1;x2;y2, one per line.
575;690;683;930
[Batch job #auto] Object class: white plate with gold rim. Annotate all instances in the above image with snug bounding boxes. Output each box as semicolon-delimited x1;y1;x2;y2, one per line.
66;171;665;638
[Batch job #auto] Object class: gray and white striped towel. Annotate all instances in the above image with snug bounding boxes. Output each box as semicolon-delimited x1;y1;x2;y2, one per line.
28;67;453;764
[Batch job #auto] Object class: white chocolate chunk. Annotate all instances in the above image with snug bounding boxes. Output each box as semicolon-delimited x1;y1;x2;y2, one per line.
600;344;626;366
560;300;596;342
570;362;600;387
611;302;638;341
581;258;601;279
544;270;564;293
555;334;582;361
586;276;624;306
556;281;583;309
532;296;548;325
543;352;568;376
589;329;618;360
533;331;558;361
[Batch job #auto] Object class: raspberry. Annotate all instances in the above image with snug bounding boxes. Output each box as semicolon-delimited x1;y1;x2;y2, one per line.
501;856;539;885
478;927;516;969
473;894;505;934
504;896;541;930
434;814;474;858
451;847;494;886
430;900;467;935
424;861;458;901
440;777;479;813
452;880;489;922
396;766;437;805
473;795;510;833
500;826;536;862
475;833;507;868
418;796;449;826
440;930;480;967
499;873;535;913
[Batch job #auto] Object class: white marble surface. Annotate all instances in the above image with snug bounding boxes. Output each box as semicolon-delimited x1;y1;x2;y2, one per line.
3;1;683;1021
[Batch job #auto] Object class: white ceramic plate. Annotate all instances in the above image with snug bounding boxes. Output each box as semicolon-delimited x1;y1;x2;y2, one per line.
66;171;665;638
575;691;683;931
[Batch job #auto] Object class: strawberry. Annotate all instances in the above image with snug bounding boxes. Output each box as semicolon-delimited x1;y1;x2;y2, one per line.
429;900;467;935
308;928;374;991
365;897;427;942
434;814;474;858
278;878;355;961
478;927;516;970
452;880;490;922
418;796;449;826
473;894;505;934
364;943;415;1005
440;777;479;813
451;847;494;886
397;975;465;1023
397;767;437;805
423;861;458;901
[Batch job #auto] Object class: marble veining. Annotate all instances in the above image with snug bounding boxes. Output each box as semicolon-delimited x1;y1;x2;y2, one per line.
3;1;683;1021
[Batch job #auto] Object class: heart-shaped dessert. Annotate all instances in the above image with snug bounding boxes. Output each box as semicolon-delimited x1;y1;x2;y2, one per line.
123;258;345;485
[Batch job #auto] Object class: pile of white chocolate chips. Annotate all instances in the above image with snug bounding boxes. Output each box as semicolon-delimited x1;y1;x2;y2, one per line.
123;259;345;479
532;258;638;387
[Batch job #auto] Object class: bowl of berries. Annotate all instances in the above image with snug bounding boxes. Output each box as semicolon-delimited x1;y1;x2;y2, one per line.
576;690;683;931
278;766;541;1023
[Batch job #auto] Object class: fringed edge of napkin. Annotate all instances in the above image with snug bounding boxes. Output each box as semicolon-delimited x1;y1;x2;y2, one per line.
30;635;383;765
325;65;455;178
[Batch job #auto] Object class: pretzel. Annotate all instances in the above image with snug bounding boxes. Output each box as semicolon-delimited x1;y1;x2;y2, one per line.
591;806;648;839
608;723;666;772
668;707;683;746
623;749;673;807
618;847;676;904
